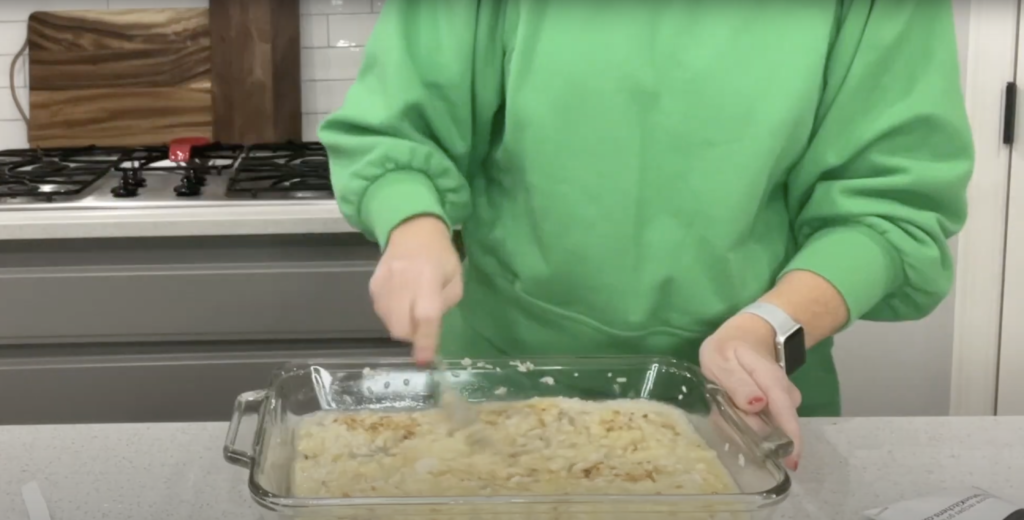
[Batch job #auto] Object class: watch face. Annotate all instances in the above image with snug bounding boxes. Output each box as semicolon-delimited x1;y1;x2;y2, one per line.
785;327;807;375
791;327;805;349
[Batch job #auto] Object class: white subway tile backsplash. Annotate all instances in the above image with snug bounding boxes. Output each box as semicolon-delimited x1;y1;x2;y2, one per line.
304;0;372;15
301;81;315;112
303;113;319;141
0;22;27;54
0;120;28;148
303;80;354;114
108;0;209;7
301;15;330;48
303;113;332;141
0;87;28;120
302;47;365;81
0;55;27;88
0;0;380;148
0;1;107;22
327;13;376;47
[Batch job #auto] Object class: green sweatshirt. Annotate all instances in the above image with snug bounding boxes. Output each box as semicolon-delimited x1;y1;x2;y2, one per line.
321;0;973;416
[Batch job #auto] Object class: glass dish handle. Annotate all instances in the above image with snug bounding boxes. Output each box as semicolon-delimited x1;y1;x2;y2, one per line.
706;383;795;462
223;389;267;469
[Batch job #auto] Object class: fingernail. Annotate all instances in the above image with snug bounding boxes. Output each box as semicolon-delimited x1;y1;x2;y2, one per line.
748;396;765;406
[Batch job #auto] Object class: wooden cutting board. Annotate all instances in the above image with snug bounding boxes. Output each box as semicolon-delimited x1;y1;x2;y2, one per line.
27;9;212;148
209;0;302;144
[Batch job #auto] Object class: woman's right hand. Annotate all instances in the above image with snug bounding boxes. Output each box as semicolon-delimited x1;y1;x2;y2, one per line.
370;215;463;365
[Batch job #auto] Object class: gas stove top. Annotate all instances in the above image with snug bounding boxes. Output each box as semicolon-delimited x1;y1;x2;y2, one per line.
0;141;334;210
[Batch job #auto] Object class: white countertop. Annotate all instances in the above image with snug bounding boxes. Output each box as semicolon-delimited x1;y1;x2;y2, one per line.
0;203;357;240
0;416;1021;519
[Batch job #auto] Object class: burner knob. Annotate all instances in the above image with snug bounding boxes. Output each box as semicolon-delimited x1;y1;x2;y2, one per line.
174;180;202;197
111;180;139;198
182;173;207;187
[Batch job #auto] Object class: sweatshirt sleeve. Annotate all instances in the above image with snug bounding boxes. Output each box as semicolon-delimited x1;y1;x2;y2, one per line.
319;0;506;247
782;0;973;323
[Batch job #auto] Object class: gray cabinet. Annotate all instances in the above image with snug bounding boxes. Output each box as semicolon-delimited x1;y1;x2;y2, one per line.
0;233;402;425
0;341;407;424
0;234;388;344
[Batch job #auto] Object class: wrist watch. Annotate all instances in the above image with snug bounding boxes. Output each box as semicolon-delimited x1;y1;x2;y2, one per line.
740;302;806;376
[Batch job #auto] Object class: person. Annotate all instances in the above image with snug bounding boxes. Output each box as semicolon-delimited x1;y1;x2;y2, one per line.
320;0;973;471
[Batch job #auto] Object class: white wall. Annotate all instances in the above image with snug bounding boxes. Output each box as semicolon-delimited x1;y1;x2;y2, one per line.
0;0;379;148
834;0;972;417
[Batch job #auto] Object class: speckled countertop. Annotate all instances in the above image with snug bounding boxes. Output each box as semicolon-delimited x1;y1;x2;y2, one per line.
0;203;356;240
0;417;1021;519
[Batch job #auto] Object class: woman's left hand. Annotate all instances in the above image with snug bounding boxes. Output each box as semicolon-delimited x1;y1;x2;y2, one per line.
699;313;802;471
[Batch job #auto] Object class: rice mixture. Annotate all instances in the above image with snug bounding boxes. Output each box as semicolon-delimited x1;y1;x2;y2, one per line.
292;397;738;498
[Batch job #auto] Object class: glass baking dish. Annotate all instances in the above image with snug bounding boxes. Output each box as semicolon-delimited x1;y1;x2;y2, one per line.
224;355;793;519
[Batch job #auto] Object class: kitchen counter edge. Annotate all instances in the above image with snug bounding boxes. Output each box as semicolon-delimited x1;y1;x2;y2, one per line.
0;203;357;240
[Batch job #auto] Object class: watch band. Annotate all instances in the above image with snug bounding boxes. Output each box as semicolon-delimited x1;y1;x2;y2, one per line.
740;301;806;375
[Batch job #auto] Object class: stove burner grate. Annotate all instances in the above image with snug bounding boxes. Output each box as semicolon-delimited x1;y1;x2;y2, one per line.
227;142;332;198
0;146;124;199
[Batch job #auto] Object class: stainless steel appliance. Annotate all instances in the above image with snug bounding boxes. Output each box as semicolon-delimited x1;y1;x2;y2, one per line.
0;139;333;209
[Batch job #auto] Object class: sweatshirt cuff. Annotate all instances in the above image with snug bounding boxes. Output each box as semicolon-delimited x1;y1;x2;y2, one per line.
782;226;903;324
360;171;449;248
